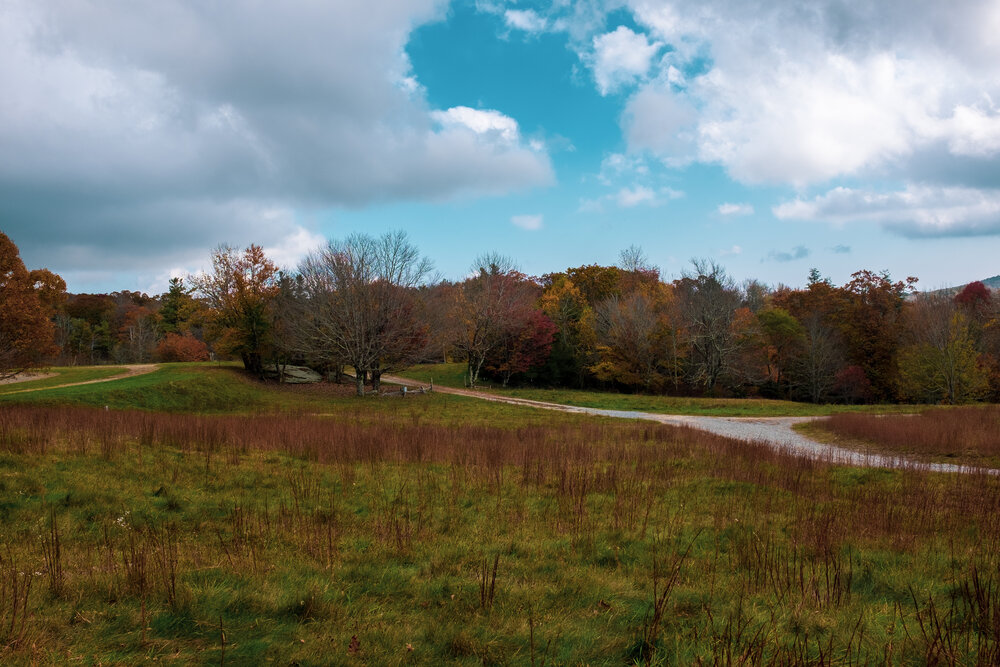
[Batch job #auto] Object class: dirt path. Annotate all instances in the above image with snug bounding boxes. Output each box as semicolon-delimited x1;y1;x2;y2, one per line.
0;371;58;385
382;375;995;474
3;364;159;395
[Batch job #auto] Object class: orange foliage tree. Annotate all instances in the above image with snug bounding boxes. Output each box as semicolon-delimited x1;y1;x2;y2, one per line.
0;232;59;378
190;244;279;377
156;333;211;362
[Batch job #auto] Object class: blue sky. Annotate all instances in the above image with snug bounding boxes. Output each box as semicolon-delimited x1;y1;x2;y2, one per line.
2;0;999;293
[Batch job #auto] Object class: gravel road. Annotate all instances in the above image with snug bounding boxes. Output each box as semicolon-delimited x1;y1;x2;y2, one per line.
381;375;997;475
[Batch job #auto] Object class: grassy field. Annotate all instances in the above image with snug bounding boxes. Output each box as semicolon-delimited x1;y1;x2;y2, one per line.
1;363;1000;663
0;363;607;429
396;362;926;417
0;366;128;395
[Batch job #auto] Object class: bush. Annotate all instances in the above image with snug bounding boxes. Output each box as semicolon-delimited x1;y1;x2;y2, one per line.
156;333;210;362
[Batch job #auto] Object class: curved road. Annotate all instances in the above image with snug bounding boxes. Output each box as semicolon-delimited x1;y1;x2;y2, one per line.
383;375;996;475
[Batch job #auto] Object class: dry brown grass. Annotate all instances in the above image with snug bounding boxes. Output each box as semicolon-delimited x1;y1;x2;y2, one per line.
6;403;1000;662
821;406;1000;463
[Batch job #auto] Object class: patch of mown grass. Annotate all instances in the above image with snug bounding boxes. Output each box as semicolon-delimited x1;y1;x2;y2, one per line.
2;403;1000;663
0;366;128;395
0;363;603;429
396;363;928;417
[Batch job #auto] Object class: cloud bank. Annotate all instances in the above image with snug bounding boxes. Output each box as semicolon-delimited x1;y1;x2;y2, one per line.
0;0;552;283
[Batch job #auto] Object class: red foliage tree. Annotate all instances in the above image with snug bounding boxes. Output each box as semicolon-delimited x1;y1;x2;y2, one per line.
485;308;556;386
156;333;211;362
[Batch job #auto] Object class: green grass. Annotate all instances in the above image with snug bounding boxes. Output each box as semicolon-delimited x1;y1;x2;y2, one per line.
396;362;926;417
0;362;605;428
2;402;999;663
3;362;1000;662
0;366;128;395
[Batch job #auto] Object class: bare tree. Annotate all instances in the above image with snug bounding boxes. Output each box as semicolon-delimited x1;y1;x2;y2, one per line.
675;260;743;393
789;311;844;403
289;231;432;396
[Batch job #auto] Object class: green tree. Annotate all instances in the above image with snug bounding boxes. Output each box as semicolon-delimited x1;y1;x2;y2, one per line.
898;296;988;403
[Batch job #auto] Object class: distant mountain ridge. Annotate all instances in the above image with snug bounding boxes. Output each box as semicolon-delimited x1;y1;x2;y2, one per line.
924;275;1000;296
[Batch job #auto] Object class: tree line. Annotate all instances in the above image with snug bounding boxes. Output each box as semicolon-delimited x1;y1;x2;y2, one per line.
2;230;998;404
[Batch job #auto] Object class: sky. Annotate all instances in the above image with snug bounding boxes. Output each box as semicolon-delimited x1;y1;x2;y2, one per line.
2;0;1000;294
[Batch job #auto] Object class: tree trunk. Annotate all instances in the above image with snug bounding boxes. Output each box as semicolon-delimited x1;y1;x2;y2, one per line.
354;373;365;397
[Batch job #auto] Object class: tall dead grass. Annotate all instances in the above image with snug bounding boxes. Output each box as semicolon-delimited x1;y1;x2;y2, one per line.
5;403;1000;662
823;406;1000;460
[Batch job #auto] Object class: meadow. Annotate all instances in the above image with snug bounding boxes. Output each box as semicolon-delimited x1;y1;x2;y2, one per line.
1;364;999;664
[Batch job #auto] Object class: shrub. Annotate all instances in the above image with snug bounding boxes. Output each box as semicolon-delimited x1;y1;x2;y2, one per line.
156;333;210;362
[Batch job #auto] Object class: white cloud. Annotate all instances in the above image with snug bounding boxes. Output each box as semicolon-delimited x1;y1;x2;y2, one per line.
511;214;544;230
592;27;661;95
718;202;754;216
598;152;649;184
505;9;548;33
617;185;657;207
263;223;327;271
622;84;698;163
720;245;742;256
432;107;522;145
947;104;1000;157
585;1;1000;192
0;0;554;279
774;185;1000;236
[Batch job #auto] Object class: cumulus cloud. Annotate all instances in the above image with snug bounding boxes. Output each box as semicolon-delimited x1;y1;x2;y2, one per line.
718;202;754;216
774;185;1000;236
0;0;553;284
720;245;742;256
591;27;661;95
504;9;548;33
831;244;852;254
621;84;698;163
590;0;1000;196
765;246;810;263
511;214;544;230
431;106;523;144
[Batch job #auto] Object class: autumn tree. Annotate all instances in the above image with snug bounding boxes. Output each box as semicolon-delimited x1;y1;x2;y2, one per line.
453;254;540;387
590;289;669;390
116;304;158;363
417;280;465;364
772;274;847;403
538;276;597;387
484;308;556;386
291;231;431;396
29;268;67;315
756;307;805;397
190;244;280;377
156;333;211;362
836;270;917;401
898;294;988;403
674;260;744;393
0;232;59;378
